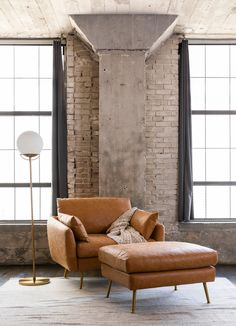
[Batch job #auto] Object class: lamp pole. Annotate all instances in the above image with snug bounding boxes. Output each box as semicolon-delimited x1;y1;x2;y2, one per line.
17;131;50;286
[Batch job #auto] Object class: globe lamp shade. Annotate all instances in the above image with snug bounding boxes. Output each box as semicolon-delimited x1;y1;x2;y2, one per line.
17;131;43;157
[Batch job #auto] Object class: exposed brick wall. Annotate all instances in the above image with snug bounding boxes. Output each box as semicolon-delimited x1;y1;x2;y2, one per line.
64;34;236;265
145;36;180;234
66;34;99;198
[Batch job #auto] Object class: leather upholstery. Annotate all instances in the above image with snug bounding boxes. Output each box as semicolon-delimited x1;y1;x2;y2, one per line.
151;222;165;241
47;216;77;271
77;257;101;272
58;213;89;242
130;209;157;240
47;197;165;273
57;197;131;233
98;241;218;273
77;234;155;258
101;264;216;290
77;234;116;258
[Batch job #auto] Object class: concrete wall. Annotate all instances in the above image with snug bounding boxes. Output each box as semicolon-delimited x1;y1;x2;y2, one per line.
0;33;235;265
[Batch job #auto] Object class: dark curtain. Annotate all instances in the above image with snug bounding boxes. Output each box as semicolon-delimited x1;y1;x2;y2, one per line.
52;40;68;215
178;39;194;222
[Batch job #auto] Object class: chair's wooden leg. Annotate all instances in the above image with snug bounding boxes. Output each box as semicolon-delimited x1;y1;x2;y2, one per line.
203;282;210;304
64;268;68;278
131;290;137;313
174;285;177;291
106;280;112;298
80;272;84;289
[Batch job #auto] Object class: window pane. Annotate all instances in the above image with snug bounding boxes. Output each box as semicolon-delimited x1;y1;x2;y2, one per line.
193;149;205;181
0;150;14;182
15;116;39;147
15;79;38;111
0;117;14;149
231;149;236;181
231;78;236;110
15;187;40;220
0;79;14;111
206;149;229;181
40;116;52;149
40;150;51;182
193;186;205;218
192;115;205;148
189;45;205;77
231;186;236;218
0;46;13;78
231;116;236;148
206;45;229;77
206;78;229;110
206;115;229;148
40;79;52;110
190;78;205;110
15;151;39;182
41;187;52;219
231;46;236;77
0;188;14;220
15;46;38;78
40;46;53;78
206;186;230;218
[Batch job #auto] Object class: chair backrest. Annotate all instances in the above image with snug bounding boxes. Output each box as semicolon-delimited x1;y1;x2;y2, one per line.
57;197;131;233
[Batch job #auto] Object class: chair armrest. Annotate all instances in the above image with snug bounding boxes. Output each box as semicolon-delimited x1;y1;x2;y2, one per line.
47;216;77;271
151;222;165;241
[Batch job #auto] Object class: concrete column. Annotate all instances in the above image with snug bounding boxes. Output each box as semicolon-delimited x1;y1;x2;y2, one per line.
69;14;177;207
99;51;145;207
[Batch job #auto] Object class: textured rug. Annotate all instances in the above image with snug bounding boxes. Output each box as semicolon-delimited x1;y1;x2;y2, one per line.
0;276;236;326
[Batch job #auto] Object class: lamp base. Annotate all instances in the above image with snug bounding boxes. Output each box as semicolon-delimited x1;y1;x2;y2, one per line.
19;277;50;286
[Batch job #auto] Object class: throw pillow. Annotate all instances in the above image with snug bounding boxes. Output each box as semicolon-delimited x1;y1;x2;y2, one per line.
130;209;157;240
58;212;89;242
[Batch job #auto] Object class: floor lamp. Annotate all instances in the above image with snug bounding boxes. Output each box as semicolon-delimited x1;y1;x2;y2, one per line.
17;131;50;286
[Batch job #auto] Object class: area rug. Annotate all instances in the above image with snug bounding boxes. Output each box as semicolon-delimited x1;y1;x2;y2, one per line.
0;276;236;325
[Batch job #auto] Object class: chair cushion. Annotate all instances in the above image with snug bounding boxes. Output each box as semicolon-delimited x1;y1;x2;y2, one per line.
130;209;157;240
77;234;117;258
57;197;131;234
98;241;218;273
58;213;89;242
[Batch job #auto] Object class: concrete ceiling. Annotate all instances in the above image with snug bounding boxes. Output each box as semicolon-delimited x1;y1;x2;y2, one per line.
0;0;236;38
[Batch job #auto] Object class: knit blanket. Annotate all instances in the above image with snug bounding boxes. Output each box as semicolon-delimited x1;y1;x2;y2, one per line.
106;207;147;244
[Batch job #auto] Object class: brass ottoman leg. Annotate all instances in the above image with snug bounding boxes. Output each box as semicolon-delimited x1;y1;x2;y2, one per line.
80;272;84;289
64;268;68;278
203;282;210;304
106;280;112;298
174;285;177;291
131;290;137;313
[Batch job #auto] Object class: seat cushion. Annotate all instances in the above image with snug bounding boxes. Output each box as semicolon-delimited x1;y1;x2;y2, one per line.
130;209;157;240
77;234;117;258
98;241;218;273
57;197;131;234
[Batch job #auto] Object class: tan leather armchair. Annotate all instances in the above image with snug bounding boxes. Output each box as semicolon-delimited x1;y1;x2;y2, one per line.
47;197;165;288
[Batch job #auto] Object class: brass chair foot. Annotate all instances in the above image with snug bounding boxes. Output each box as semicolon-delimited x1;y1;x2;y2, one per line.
64;268;68;278
203;282;210;304
174;285;177;291
131;290;136;313
106;280;112;298
80;272;84;289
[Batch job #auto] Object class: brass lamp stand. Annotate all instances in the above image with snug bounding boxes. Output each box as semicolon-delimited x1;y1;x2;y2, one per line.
17;131;50;286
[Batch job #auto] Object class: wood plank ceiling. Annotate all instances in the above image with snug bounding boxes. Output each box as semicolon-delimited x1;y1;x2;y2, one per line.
0;0;236;38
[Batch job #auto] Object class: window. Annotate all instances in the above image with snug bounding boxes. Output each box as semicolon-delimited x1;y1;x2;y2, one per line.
0;44;53;221
189;43;236;219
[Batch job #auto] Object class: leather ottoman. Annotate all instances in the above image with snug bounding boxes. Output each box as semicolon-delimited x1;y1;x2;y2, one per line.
98;241;218;313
